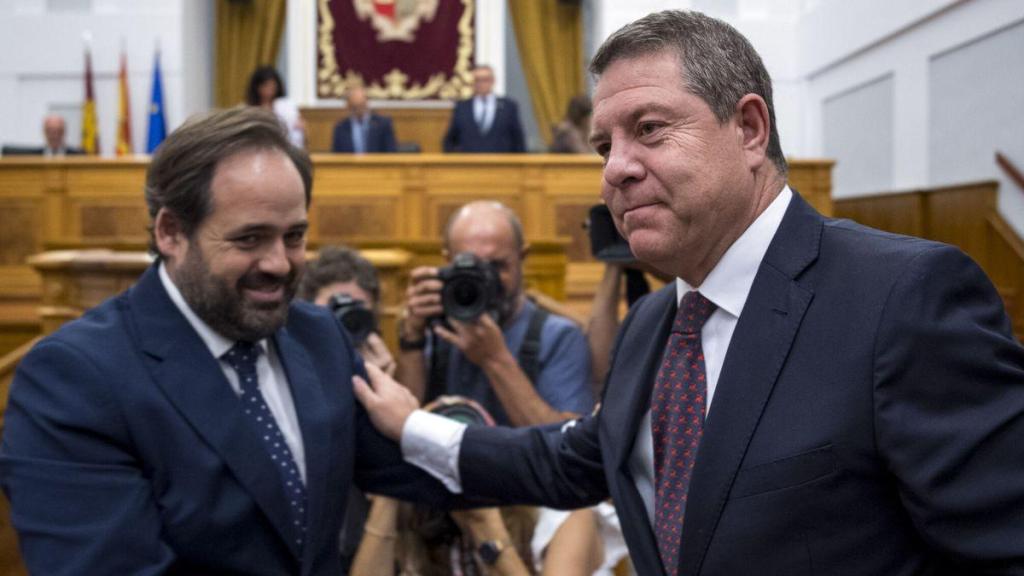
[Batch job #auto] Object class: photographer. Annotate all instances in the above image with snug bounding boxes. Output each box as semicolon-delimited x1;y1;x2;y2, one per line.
396;201;593;427
300;245;395;376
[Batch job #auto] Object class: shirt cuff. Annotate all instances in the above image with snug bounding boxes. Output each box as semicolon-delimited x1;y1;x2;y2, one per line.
400;409;467;493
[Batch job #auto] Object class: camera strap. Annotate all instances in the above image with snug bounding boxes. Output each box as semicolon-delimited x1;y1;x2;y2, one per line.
426;306;550;403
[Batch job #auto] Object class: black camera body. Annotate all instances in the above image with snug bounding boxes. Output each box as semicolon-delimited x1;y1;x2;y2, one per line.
437;252;504;322
327;293;377;346
587;204;635;263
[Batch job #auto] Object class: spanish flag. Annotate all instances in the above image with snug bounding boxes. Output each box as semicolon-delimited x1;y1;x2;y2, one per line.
115;51;132;156
81;47;100;155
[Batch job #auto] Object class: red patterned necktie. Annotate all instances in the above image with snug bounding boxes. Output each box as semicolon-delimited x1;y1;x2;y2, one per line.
651;291;716;576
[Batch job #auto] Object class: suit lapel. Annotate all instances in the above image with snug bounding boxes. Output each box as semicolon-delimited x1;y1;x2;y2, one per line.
609;286;678;468
129;267;303;559
601;286;678;576
341;118;355;152
677;192;822;575
273;329;333;567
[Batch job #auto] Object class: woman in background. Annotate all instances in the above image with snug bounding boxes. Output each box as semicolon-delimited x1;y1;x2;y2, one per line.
549;95;593;154
246;65;306;148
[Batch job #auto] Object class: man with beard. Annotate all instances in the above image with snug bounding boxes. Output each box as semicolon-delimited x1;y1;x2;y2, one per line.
0;107;452;576
396;201;593;427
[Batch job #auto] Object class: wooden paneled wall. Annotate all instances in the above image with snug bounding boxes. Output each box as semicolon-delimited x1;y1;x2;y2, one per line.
0;156;834;352
301;106;453;153
834;181;1024;340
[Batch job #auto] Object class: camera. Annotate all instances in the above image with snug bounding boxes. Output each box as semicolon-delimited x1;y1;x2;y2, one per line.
586;204;635;263
437;252;504;322
327;293;377;346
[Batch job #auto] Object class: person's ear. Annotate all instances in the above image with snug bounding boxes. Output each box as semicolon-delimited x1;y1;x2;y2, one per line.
520;243;531;262
735;93;771;171
153;208;188;263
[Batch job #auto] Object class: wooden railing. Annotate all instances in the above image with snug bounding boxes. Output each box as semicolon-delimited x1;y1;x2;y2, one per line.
0;155;834;332
833;180;1024;340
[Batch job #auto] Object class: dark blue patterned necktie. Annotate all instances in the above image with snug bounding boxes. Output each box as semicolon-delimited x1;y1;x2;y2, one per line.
651;291;716;576
223;341;307;551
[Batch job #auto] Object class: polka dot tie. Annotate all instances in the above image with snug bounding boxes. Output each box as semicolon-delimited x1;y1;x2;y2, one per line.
651;291;716;576
223;341;307;552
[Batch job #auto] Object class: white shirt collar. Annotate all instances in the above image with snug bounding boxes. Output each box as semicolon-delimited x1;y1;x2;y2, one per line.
158;262;268;359
676;186;793;317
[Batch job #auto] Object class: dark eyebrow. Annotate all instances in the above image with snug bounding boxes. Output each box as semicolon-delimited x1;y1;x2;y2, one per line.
228;220;309;237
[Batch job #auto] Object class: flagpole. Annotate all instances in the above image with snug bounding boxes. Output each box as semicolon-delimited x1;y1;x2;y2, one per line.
81;31;100;155
146;38;168;154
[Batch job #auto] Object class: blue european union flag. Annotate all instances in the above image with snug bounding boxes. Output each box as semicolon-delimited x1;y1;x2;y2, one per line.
146;51;167;154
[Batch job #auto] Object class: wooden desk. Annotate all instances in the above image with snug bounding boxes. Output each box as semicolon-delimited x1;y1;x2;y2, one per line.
0;155;833;322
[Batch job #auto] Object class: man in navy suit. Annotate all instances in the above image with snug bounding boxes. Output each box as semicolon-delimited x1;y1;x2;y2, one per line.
331;84;397;154
442;64;526;153
0;107;449;575
355;10;1024;576
2;115;84;156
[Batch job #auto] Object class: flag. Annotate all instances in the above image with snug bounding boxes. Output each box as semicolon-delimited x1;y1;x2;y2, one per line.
81;47;100;154
146;50;167;154
116;51;133;156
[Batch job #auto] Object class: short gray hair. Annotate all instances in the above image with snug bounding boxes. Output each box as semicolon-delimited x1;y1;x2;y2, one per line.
590;10;787;176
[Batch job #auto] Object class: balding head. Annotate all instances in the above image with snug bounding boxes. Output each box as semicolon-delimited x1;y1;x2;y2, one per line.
43;115;66;151
444;201;524;254
444;201;528;321
347;85;369;117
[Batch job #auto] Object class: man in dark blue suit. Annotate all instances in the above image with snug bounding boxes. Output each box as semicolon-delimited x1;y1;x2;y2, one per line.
442;65;526;153
0;107;449;575
331;84;397;154
2;115;85;156
356;10;1024;576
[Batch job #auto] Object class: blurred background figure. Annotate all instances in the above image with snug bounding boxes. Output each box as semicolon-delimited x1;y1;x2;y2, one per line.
332;84;397;154
300;245;396;574
1;114;84;157
443;65;526;153
301;245;395;377
350;397;536;576
549;95;593;154
246;65;306;148
42;115;84;156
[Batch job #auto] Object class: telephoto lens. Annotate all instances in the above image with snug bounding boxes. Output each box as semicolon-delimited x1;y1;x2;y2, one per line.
437;252;503;322
327;293;377;346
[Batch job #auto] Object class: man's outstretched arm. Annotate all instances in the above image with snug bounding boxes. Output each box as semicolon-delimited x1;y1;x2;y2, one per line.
353;364;608;508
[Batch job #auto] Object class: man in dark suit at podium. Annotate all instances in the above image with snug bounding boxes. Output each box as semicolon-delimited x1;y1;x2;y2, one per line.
443;64;526;153
0;107;450;575
331;84;397;154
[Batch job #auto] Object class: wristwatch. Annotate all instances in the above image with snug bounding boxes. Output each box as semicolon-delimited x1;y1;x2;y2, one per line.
397;317;427;350
477;539;510;565
398;334;427;350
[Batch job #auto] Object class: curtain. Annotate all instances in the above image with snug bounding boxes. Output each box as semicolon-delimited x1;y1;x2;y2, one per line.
508;0;584;145
215;0;287;108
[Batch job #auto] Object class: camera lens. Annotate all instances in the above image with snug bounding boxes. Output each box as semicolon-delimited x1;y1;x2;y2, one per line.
450;279;481;307
439;252;503;322
327;293;376;346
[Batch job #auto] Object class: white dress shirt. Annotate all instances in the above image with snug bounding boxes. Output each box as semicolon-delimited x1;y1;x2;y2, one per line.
159;263;307;483
401;187;795;523
473;94;496;133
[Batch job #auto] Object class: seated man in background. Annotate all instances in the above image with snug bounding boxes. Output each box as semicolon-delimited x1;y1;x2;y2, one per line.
396;200;593;427
41;115;83;156
0;107;451;576
332;84;397;154
2;114;84;156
